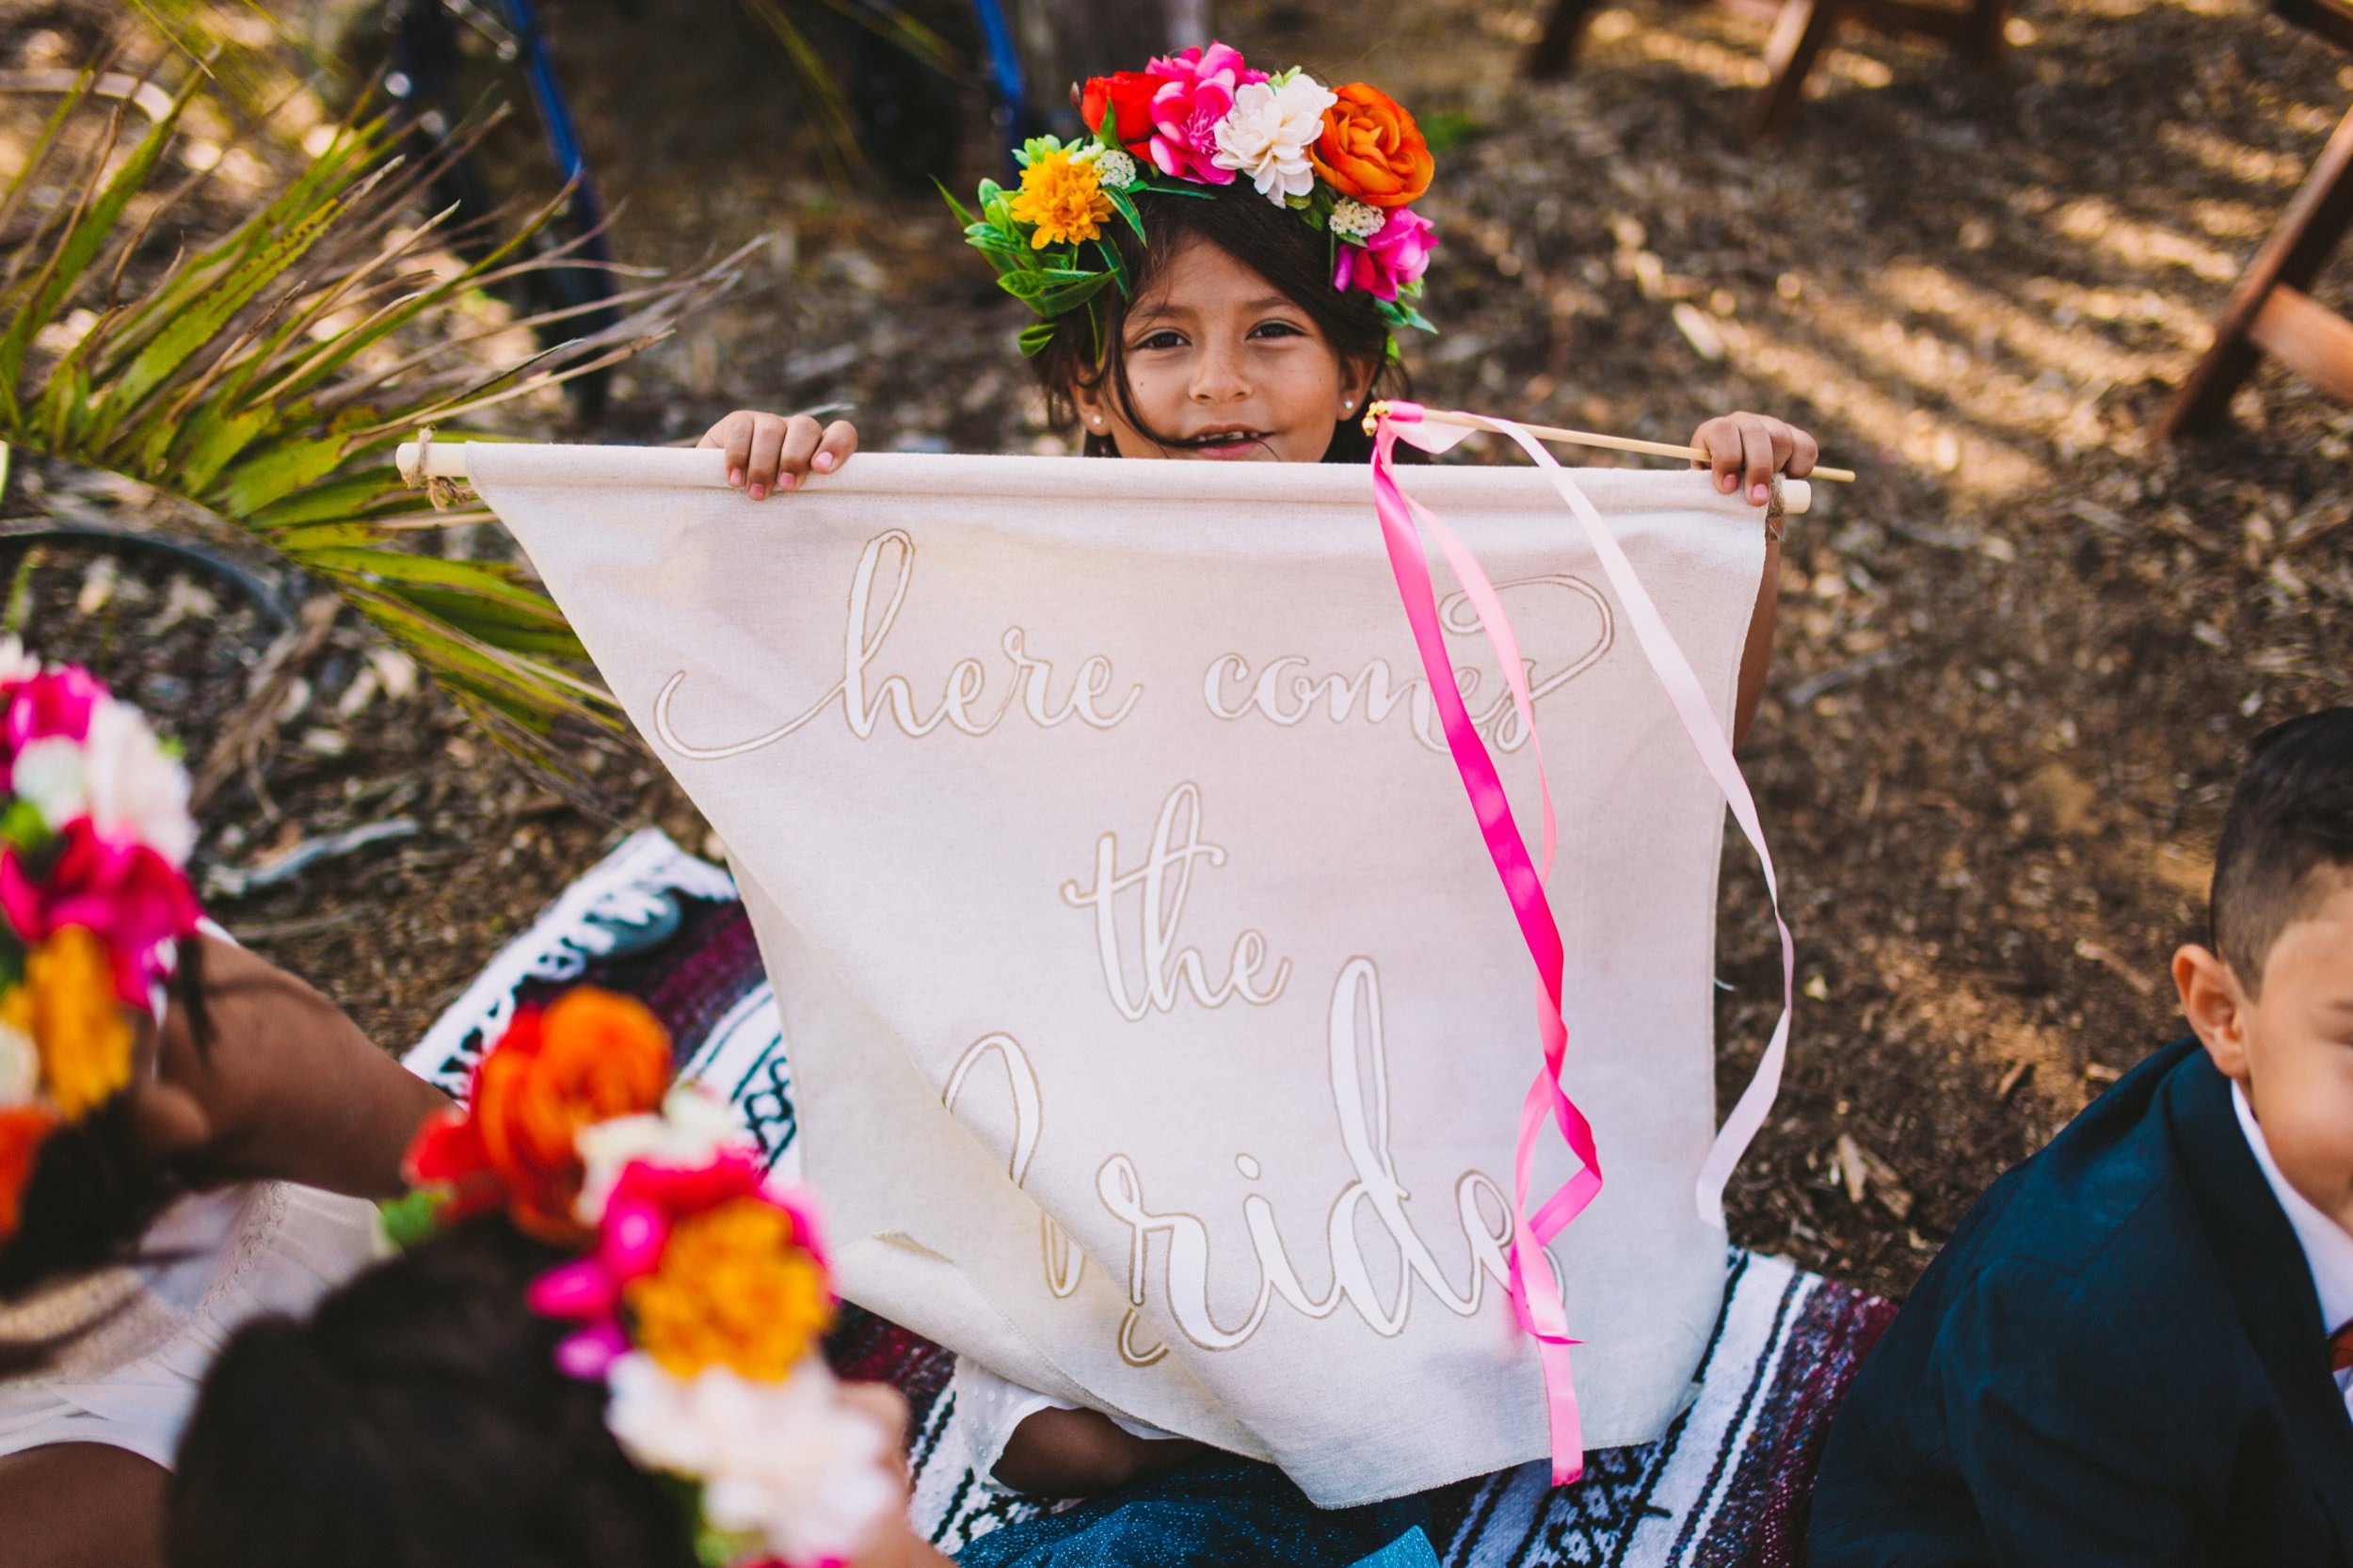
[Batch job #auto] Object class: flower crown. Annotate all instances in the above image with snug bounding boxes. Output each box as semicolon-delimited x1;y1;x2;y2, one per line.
398;990;894;1568
0;642;201;1245
952;41;1439;357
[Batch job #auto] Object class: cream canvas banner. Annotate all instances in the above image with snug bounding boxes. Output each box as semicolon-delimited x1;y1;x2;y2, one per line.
462;445;1768;1507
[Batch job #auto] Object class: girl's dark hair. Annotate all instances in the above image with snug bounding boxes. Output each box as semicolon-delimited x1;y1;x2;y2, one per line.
168;1216;697;1568
0;938;213;1366
1031;182;1415;464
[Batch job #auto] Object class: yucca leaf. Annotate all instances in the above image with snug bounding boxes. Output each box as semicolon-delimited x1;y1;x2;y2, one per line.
1;61;752;793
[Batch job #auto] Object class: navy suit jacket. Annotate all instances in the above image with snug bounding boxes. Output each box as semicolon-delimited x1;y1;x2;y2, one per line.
1809;1038;2353;1567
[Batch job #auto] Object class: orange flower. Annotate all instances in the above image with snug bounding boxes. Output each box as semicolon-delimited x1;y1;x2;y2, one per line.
0;1104;59;1241
412;988;672;1242
625;1195;832;1380
19;927;135;1120
1311;84;1433;210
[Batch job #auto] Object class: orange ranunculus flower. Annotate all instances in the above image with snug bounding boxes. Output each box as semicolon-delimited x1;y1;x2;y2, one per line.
18;927;136;1120
430;988;672;1241
625;1195;832;1380
1311;83;1433;210
0;1104;60;1241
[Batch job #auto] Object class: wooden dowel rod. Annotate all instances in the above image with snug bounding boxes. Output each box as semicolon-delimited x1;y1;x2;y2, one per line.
395;440;471;479
1390;405;1859;483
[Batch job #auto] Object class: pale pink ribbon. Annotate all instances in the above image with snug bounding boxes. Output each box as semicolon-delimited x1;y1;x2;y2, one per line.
1368;402;1795;1485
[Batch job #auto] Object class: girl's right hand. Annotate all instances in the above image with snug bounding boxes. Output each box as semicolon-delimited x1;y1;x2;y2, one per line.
697;409;858;500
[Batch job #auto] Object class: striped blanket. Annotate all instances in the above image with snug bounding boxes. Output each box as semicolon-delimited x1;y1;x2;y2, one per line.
405;830;1894;1567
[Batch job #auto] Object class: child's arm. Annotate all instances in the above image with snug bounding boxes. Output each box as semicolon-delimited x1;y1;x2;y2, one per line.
1688;412;1818;749
697;410;859;500
0;1442;168;1568
148;937;448;1199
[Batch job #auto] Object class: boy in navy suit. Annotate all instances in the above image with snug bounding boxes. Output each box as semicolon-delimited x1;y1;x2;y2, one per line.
1810;708;2353;1566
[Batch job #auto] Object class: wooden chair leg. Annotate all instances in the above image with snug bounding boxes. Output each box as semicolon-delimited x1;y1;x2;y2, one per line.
1965;0;2009;60
2161;102;2353;440
1748;0;1846;140
1523;0;1604;79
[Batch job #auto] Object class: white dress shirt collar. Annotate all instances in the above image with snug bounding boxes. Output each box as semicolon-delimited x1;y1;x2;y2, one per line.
2233;1080;2353;1339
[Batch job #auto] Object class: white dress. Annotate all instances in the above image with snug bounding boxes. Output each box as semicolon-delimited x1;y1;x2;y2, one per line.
0;1181;382;1467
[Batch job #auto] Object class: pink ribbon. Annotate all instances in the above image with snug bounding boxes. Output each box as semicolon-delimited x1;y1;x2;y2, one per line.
1367;402;1796;1485
1369;408;1593;1481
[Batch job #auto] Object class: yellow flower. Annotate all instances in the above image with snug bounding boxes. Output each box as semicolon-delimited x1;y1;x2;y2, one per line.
1008;149;1112;248
626;1197;832;1381
16;928;136;1120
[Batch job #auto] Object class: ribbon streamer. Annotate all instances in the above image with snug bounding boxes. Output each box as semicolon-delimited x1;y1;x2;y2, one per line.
1366;402;1797;1485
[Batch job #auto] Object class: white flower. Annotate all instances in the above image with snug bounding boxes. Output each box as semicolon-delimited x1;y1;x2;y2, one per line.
10;736;89;831
1078;144;1139;190
0;1017;38;1106
1330;197;1387;240
573;1083;755;1224
605;1354;899;1568
0;637;40;685
79;698;196;862
1211;74;1338;205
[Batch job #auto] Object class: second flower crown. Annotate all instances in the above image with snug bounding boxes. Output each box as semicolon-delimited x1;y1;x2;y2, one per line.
952;42;1439;356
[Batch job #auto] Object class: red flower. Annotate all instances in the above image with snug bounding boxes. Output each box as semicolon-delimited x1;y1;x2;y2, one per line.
0;1105;60;1243
1080;70;1164;154
0;822;200;1004
404;988;673;1242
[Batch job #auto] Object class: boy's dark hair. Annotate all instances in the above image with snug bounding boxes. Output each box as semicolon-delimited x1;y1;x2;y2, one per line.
0;937;215;1369
2210;707;2353;993
1030;182;1414;464
168;1215;697;1568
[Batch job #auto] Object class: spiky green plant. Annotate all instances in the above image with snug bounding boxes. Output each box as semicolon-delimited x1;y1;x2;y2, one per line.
0;61;756;792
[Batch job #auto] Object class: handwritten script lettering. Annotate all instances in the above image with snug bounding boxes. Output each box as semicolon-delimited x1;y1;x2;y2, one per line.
1096;958;1530;1351
1061;782;1292;1023
1201;574;1614;753
653;530;1143;760
942;1032;1085;1300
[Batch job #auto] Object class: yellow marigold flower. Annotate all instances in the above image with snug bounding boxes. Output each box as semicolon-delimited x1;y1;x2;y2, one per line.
1008;149;1112;248
22;929;134;1120
627;1197;831;1381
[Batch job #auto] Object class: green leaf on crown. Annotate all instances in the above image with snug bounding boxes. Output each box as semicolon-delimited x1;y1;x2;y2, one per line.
1093;236;1130;296
1107;185;1146;245
0;799;48;854
1017;322;1058;357
373;1189;450;1252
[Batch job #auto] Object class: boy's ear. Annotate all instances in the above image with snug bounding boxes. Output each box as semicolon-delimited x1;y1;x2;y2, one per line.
2172;943;2251;1080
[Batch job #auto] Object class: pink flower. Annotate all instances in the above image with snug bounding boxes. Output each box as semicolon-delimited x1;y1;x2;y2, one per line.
3;668;103;760
1333;206;1437;302
526;1153;831;1382
1144;42;1267;184
0;821;201;1003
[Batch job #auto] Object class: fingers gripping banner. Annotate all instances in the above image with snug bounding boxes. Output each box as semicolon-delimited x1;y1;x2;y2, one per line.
465;445;1766;1507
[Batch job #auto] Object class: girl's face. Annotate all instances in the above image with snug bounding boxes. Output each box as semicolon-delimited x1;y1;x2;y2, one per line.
1070;235;1374;464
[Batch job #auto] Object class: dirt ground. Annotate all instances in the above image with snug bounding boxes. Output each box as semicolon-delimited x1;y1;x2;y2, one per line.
5;0;2349;1300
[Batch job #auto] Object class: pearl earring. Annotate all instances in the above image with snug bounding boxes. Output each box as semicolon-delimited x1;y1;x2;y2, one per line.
1342;398;1354;410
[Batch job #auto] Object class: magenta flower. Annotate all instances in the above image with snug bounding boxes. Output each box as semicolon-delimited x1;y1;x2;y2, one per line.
0;821;201;1003
2;667;102;760
1333;206;1438;303
525;1153;824;1382
1144;42;1267;184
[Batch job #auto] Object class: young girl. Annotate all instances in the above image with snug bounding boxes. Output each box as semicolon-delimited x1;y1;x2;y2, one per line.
0;651;446;1568
169;988;950;1568
696;43;1819;1506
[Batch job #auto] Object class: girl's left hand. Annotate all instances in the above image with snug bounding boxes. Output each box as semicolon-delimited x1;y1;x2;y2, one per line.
1689;412;1819;507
